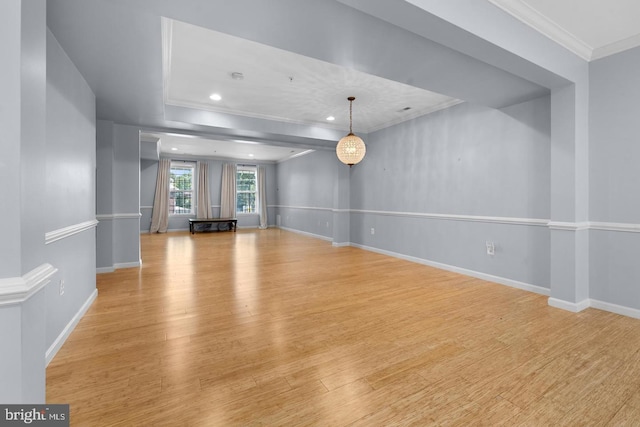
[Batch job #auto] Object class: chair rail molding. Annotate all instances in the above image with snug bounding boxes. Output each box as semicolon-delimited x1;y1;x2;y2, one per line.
0;264;58;306
45;219;99;244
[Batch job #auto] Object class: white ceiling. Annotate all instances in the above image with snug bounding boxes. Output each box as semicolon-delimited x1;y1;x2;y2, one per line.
488;0;640;60
160;17;463;162
163;18;461;135
46;0;640;162
159;2;640;161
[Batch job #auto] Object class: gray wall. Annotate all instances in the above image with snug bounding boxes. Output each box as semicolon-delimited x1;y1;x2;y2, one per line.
141;157;278;232
96;123;140;270
276;98;552;290
276;150;338;240
0;1;96;403
589;46;640;310
0;0;23;280
349;98;551;288
0;0;49;403
45;28;97;352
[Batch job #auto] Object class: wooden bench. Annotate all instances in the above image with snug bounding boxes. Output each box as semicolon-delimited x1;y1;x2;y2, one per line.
188;218;237;234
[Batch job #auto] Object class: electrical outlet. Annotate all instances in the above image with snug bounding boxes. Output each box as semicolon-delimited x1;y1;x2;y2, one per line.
371;228;375;235
59;279;65;296
486;241;495;256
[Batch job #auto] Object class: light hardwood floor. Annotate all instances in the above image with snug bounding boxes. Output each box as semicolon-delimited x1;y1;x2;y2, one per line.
47;229;640;425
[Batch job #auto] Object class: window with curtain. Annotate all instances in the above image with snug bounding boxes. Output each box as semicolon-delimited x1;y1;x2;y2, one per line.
236;166;257;214
169;162;195;215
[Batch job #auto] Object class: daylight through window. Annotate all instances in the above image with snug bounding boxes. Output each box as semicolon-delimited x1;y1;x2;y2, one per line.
170;162;195;215
236;166;257;213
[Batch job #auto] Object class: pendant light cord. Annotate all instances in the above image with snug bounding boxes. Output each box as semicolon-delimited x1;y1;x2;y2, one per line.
348;96;355;134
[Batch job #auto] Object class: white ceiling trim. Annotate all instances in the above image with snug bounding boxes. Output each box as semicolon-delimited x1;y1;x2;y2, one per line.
161;18;174;114
164;97;465;135
163;98;349;133
592;33;640;61
488;0;593;61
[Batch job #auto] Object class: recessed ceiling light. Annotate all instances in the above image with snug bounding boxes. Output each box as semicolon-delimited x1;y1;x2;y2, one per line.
326;116;335;121
171;147;178;151
209;93;222;101
248;154;254;157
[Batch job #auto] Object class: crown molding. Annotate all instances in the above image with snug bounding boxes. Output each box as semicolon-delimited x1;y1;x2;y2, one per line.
592;33;640;61
488;0;593;61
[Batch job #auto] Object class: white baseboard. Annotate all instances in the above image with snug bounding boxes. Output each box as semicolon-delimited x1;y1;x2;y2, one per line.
548;297;590;312
277;226;332;242
332;241;350;247
589;299;640;319
351;243;551;296
113;261;141;269
97;260;141;274
46;288;98;366
548;297;640;318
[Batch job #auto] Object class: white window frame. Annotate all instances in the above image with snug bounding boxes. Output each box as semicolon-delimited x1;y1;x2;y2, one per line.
236;165;258;215
169;161;196;216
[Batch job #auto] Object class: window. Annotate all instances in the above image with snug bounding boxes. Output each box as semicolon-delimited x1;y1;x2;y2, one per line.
169;162;195;215
236;166;257;213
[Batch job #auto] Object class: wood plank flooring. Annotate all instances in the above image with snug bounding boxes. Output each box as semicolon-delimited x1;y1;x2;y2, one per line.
47;229;640;425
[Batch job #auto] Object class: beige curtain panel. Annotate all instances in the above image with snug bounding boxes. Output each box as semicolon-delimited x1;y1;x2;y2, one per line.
150;158;171;233
258;165;268;229
196;161;212;219
220;163;237;218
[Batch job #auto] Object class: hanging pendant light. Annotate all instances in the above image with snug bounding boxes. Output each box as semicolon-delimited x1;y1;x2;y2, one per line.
336;96;366;167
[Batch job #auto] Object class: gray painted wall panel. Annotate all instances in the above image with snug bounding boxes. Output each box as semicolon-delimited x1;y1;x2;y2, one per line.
276;150;338;237
277;98;551;289
113;219;141;265
46;30;96;231
20;0;47;276
0;306;22;402
348;98;551;286
96;220;114;270
589;46;640;310
590;47;640;223
45;30;97;357
96;120;114;216
113;125;141;215
590;231;640;308
277;150;336;209
351;213;550;288
21;290;47;403
351;99;550;218
0;0;23;278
